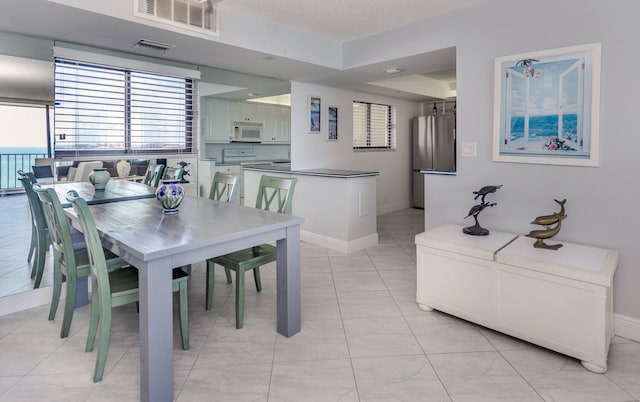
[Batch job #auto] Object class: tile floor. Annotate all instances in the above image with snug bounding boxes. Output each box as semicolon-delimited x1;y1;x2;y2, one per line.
1;196;640;401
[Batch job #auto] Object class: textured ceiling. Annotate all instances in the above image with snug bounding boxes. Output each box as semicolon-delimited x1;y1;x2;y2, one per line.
220;0;485;42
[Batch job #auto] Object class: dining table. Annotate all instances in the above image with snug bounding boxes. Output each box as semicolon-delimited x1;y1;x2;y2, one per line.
63;195;303;402
43;179;156;208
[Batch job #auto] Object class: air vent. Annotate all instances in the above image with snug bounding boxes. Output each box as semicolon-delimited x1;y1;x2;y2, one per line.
135;0;219;36
134;38;176;52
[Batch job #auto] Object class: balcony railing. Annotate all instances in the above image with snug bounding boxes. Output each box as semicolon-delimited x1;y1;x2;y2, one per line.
0;152;47;191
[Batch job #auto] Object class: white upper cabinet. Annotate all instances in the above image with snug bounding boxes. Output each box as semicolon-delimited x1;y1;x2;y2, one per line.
262;106;291;144
232;102;264;123
202;98;232;143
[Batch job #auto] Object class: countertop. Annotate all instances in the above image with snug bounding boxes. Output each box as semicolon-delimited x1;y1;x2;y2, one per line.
243;164;379;178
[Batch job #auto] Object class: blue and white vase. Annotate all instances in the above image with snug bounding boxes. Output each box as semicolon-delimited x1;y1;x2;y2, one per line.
155;180;185;214
88;168;110;191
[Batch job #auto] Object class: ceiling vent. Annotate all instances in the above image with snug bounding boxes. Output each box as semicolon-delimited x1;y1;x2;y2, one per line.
134;38;176;52
135;0;219;37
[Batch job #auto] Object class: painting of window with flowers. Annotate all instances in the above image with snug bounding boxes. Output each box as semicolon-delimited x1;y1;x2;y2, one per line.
493;43;601;166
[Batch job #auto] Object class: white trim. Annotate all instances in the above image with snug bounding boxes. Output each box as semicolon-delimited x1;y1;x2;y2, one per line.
53;46;201;79
0;285;61;316
301;230;378;254
614;313;640;342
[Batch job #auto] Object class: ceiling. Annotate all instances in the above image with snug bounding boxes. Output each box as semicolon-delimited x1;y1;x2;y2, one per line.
0;0;483;102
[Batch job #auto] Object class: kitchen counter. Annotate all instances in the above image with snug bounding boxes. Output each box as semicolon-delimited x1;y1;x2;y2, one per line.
243;164;379;178
243;166;379;253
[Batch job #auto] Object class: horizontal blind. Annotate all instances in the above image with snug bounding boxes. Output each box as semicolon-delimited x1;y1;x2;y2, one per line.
353;101;396;150
54;59;194;156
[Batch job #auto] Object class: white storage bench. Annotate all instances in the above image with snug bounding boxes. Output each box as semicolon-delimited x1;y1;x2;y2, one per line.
415;224;618;373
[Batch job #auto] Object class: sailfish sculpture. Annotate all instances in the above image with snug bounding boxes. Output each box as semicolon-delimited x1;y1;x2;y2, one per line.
526;199;567;250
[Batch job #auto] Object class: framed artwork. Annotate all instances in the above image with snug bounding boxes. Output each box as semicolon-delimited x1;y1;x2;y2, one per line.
493;43;601;166
308;95;321;133
327;106;338;141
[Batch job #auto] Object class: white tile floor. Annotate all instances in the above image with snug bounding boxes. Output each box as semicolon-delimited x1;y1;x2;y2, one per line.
1;198;640;401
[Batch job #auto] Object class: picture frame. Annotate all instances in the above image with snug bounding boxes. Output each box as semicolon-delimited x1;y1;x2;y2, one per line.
308;95;321;133
327;106;338;141
492;43;601;166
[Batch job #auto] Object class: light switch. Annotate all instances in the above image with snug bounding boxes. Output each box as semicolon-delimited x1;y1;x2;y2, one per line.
461;142;477;157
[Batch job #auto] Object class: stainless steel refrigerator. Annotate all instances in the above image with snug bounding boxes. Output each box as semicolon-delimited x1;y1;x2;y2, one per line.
412;115;456;208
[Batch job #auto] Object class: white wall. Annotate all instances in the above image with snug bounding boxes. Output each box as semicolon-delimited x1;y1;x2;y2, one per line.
290;81;420;214
348;0;640;323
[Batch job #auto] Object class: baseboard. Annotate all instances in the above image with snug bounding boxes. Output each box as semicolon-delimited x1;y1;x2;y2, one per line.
301;230;378;254
0;285;58;316
614;313;640;342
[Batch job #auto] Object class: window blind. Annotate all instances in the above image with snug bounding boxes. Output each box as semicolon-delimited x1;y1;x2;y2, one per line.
353;101;396;150
54;59;195;156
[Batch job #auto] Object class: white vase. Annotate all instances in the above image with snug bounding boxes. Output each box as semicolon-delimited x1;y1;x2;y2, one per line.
88;168;110;191
116;160;131;178
155;180;185;214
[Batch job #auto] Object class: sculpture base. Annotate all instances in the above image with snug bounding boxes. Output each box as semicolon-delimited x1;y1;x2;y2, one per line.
532;238;563;250
463;224;489;236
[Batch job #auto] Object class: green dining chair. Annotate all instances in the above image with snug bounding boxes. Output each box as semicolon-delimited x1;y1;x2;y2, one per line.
206;172;240;289
17;170;38;264
68;193;190;383
206;175;298;328
18;174;50;288
34;186;128;338
143;164;165;187
163;167;184;182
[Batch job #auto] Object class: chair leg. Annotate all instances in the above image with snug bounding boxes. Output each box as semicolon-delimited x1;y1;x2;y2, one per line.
48;260;63;320
32;235;47;288
86;278;100;353
235;269;245;329
253;267;262;292
93;305;112;383
224;267;232;284
179;281;189;350
60;274;76;338
27;225;36;263
205;260;215;310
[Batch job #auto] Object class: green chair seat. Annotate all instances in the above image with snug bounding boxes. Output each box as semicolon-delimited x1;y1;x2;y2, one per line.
206;175;297;328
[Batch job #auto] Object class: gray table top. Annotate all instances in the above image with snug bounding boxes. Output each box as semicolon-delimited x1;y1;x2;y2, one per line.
43;180;156;208
64;196;304;263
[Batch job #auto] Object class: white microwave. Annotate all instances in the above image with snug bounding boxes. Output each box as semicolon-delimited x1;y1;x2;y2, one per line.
232;122;263;142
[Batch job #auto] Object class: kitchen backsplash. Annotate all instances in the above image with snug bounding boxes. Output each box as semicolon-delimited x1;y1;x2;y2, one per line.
203;143;290;162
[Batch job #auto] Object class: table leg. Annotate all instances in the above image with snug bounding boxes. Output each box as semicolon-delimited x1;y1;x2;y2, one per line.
138;261;174;402
276;225;301;337
74;276;89;307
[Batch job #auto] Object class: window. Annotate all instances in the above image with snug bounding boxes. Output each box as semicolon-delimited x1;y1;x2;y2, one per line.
353;101;396;150
54;60;194;156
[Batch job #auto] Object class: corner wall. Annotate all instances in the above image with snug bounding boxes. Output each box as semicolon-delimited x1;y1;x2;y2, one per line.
347;0;640;325
290;82;420;214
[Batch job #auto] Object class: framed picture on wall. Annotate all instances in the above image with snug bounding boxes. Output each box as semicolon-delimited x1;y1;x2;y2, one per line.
327;106;338;141
308;95;321;133
492;42;601;166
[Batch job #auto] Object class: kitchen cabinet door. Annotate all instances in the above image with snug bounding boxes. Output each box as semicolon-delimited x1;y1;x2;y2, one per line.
203;98;232;143
232;102;263;123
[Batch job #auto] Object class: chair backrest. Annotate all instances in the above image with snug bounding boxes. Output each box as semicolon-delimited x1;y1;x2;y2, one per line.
163;167;184;182
18;169;37;184
33;158;55;178
34;186;78;281
18;175;48;237
67;193;112;307
255;175;298;214
147;164;165;187
209;172;239;203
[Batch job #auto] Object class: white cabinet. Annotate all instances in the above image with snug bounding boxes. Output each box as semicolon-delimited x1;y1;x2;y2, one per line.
262;106;291;144
232;102;263;123
202;98;232;143
416;224;618;373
